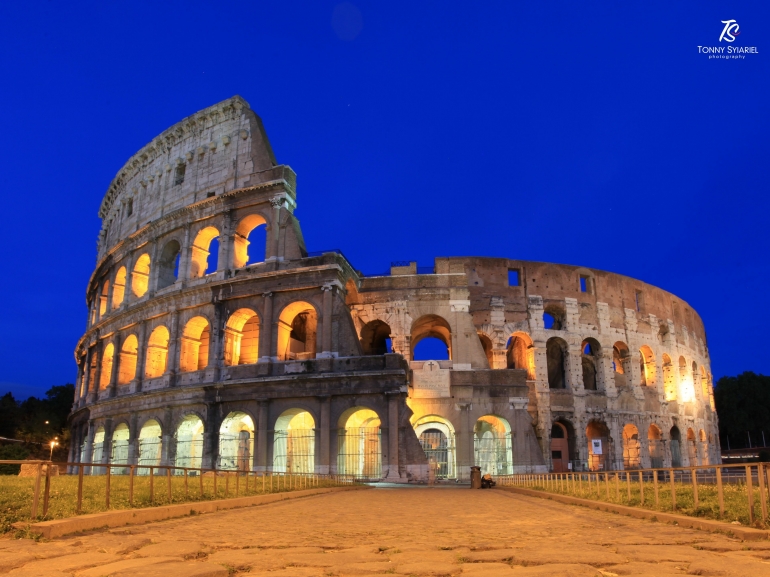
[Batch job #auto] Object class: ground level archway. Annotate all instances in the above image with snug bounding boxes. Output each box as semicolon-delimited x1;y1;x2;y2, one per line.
474;415;512;476
413;415;457;479
274;409;315;473
219;412;254;471
337;407;381;479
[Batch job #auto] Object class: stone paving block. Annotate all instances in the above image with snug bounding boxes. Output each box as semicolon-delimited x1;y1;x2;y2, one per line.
394;561;458;575
461;562;514;575
6;552;119;574
107;560;229;577
135;540;205;557
509;563;600;576
76;556;183;576
686;555;770;576
603;561;689;576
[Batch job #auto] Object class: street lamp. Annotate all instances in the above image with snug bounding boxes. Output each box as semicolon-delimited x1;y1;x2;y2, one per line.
49;438;59;461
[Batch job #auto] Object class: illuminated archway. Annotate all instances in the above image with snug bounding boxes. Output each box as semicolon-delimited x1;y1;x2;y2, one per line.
92;426;106;474
686;427;698;465
145;326;169;379
117;335;138;385
550;420;574;472
224;309;259;365
157;240;181;290
648;424;663;468
131;254;151;298
100;343;114;390
622;424;641;469
586;420;611;471
474;415;512;476
507;332;535;379
219;412;254;471
662;354;676;401
699;429;709;465
360;320;392;355
337;407;381;478
112;267;126;309
639;345;655;387
138;419;162;474
233;214;268;268
189;226;220;278
110;423;130;474
180;316;211;371
670;426;682;467
413;415;457;479
277;301;317;360
99;280;110;318
175;415;204;470
273;409;315;473
411;315;451;361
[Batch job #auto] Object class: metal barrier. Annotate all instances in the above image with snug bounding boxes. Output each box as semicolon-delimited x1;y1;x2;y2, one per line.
0;460;358;521
498;462;770;526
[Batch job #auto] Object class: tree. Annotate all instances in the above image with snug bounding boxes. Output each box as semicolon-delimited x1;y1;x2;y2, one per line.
714;372;770;449
0;393;20;438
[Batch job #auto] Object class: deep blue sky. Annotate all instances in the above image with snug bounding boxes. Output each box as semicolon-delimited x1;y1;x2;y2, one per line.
1;1;768;399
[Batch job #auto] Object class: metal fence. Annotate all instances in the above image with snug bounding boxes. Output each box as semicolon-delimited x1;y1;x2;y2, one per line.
499;461;770;527
337;428;381;479
273;429;315;474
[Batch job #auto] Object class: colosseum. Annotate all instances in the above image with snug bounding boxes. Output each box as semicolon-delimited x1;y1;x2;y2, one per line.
69;96;720;481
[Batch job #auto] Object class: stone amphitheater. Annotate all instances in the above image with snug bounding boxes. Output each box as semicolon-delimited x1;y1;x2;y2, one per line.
69;96;719;481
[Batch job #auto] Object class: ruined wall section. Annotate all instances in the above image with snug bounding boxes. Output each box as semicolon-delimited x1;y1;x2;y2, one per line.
96;96;287;261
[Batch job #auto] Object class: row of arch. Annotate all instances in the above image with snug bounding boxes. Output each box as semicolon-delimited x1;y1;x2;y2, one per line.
84;301;318;395
92;214;269;324
550;419;712;472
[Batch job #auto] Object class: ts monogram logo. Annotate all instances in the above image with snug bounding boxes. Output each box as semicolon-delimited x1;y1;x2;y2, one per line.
719;20;740;42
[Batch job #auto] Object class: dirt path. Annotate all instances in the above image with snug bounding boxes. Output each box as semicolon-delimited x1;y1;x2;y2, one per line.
1;486;769;576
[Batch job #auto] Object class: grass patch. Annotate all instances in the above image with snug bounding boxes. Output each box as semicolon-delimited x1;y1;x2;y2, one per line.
0;473;351;534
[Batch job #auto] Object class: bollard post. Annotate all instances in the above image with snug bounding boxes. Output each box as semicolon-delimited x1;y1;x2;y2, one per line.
42;463;52;516
746;465;755;525
605;472;610;499
105;465;111;509
670;469;676;511
31;462;43;519
653;470;659;509
77;464;85;514
639;471;644;506
129;466;134;506
150;466;155;504
691;468;698;509
716;466;724;517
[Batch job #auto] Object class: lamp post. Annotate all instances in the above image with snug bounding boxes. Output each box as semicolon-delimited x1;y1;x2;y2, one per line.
49;438;59;461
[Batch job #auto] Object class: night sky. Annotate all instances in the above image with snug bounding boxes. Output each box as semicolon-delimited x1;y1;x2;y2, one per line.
1;1;768;399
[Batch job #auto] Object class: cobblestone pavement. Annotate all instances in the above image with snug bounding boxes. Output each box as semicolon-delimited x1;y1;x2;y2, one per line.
1;486;769;576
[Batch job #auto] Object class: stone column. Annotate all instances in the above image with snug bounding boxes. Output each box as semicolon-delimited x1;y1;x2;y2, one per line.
166;310;180;386
266;197;283;262
102;418;114;466
202;404;220;470
122;252;136;310
178;224;192;282
128;413;139;466
83;346;94;403
134;321;147;391
82;422;95;473
259;292;274;361
161;408;174;467
320;285;334;357
108;334;121;398
217;210;232;272
211;303;225;381
456;402;474;480
318;395;330;474
385;393;401;480
91;340;104;400
255;400;269;472
147;238;160;296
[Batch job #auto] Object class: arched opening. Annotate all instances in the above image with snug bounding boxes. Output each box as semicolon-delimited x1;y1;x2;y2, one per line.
110;423;130;474
670;426;682;467
344;278;361;306
233;214;268;268
219;412;254;471
662;354;676;401
543;305;565;330
692;362;700;400
613;342;630;388
118;335;138;385
474;415;512;476
274;409;315;474
701;371;710;404
686;427;698;465
99;280;110;318
639;345;655;387
478;334;494;367
586;420;611;471
337;407;381;478
131;253;151;298
622;424;641;469
145;326;169;379
506;333;535;379
277;302;317;361
679;356;694;402
546;337;567;389
112;267;126;309
92;426;106;474
100;343;114;390
411;315;452;361
175;415;204;471
180;316;211;372
157;239;181;290
189;226;220;278
550;421;573;473
581;338;600;391
414;415;457;480
360;320;392;355
648;424;663;468
699;429;709;465
223;309;259;366
138;419;162;474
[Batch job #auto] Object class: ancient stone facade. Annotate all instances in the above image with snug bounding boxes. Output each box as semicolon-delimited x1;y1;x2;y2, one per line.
69;96;719;481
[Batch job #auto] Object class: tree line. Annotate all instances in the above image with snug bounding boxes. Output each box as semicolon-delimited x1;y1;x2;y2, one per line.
714;372;770;453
